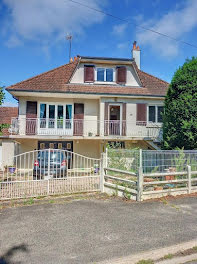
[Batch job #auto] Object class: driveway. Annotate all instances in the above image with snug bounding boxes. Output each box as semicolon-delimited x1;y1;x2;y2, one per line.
0;196;197;264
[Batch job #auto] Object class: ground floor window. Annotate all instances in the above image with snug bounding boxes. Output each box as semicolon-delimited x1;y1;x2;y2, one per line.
38;141;73;151
108;141;125;149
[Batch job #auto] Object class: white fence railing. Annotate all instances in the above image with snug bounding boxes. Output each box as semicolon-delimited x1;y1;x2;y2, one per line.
0;149;101;200
10;117;162;139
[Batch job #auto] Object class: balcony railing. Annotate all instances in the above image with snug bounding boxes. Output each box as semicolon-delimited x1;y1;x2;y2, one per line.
10;118;162;140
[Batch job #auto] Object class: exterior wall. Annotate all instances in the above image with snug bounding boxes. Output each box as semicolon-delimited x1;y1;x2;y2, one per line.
70;62;141;87
73;139;101;159
18;98;27;135
1;139;16;168
100;97;163;136
0;140;2;169
18;97;99;137
18;139;38;154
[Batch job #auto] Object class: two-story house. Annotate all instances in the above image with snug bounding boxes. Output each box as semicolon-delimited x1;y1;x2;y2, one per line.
6;41;169;160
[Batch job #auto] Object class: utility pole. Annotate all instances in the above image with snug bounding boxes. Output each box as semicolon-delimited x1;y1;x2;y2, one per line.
66;34;73;62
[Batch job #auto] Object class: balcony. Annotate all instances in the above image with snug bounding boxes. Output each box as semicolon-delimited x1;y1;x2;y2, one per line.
10;118;162;140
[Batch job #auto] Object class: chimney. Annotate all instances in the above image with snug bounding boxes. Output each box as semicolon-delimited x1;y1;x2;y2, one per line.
132;41;141;69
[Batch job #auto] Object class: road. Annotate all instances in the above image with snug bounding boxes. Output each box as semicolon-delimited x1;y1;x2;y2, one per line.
0;196;197;264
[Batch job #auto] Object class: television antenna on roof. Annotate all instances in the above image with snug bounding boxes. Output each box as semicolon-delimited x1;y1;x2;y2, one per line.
66;34;73;62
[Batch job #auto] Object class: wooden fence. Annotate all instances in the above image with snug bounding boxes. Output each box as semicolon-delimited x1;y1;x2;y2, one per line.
103;164;197;201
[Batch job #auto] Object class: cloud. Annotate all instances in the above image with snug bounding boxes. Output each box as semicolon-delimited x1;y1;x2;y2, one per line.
3;0;105;47
117;42;129;50
112;23;127;36
136;0;197;58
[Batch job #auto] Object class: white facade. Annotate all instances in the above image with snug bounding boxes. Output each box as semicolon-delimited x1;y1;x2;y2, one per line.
70;62;141;87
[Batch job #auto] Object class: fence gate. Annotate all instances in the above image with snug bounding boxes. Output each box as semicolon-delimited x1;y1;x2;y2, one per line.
0;149;101;200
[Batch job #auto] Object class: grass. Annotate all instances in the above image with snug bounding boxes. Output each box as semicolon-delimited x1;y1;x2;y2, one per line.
136;260;154;264
193;246;197;251
163;253;173;259
23;197;34;205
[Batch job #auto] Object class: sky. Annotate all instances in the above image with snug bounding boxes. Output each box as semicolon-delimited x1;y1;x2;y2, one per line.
1;0;197;106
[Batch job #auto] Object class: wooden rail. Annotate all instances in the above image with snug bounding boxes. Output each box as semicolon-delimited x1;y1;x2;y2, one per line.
104;167;137;176
105;175;137;184
104;166;197;201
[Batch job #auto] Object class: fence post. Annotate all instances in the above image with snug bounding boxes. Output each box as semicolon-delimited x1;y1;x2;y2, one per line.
105;147;108;168
137;166;143;201
139;149;142;168
187;165;191;194
100;153;105;192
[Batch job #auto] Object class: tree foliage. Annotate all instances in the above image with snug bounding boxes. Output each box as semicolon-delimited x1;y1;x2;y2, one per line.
0;86;4;105
162;57;197;150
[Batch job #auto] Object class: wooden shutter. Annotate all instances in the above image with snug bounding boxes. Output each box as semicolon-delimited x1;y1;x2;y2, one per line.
122;103;126;136
84;66;94;82
116;66;126;84
74;103;84;135
26;101;37;135
136;104;147;125
104;102;109;136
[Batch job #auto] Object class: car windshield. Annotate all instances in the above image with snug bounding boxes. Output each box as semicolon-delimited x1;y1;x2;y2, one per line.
37;150;65;162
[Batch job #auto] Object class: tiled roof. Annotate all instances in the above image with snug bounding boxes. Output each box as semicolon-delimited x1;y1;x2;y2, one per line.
6;56;169;97
0;107;18;136
7;58;79;92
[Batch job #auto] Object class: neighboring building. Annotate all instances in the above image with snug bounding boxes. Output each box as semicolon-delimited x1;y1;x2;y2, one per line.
7;42;169;159
0;107;18;169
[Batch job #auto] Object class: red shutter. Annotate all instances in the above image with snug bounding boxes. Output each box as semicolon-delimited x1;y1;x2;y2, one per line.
26;101;37;135
122;103;126;136
104;102;109;136
84;66;94;82
74;103;84;136
116;66;126;84
136;104;147;125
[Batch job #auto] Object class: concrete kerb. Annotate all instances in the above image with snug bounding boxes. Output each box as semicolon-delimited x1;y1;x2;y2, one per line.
97;239;197;264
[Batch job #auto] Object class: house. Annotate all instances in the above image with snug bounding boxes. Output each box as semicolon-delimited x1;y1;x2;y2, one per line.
6;41;169;159
0;107;18;169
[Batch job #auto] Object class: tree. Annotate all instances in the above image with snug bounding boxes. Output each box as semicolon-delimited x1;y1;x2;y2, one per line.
0;86;7;135
0;86;4;105
162;57;197;150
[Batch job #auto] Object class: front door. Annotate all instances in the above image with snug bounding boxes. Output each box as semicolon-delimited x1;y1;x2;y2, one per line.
109;105;121;135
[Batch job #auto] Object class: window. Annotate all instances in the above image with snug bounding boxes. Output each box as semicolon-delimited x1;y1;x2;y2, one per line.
157;106;164;123
66;105;72;129
39;104;73;129
97;68;105;81
96;68;114;82
148;106;156;122
106;69;113;82
49;105;55;128
57;105;63;128
40;104;46;128
148;105;164;123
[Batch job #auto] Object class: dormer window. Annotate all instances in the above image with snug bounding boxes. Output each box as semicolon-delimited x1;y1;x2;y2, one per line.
96;68;114;82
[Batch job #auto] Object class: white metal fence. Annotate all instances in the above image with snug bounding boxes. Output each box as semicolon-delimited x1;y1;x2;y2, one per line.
105;149;197;201
0;149;101;200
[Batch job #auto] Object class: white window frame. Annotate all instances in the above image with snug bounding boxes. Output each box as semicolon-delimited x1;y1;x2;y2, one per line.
95;67;115;83
38;102;74;130
147;104;164;125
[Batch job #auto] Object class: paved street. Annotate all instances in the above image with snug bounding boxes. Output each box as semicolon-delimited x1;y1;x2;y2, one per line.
0;196;197;264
